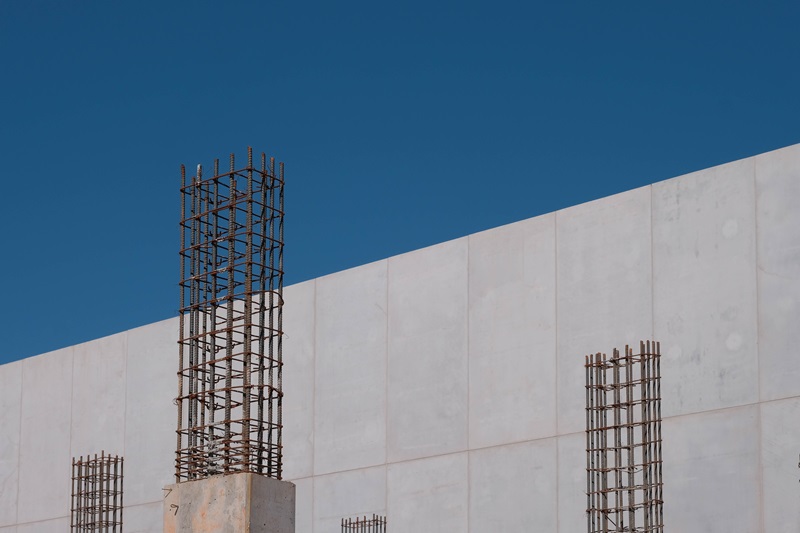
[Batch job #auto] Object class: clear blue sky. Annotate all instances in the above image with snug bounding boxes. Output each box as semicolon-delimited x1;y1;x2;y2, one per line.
1;1;798;363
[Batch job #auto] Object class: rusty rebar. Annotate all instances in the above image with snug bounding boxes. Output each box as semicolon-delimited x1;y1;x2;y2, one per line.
585;341;664;533
342;514;387;532
70;451;124;532
176;147;285;481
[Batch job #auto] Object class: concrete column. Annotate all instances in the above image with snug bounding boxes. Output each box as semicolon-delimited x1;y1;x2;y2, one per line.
163;473;295;533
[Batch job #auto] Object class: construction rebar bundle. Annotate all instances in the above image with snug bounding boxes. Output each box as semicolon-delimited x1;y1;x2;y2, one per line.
70;452;124;532
342;514;387;532
176;147;285;481
585;340;663;533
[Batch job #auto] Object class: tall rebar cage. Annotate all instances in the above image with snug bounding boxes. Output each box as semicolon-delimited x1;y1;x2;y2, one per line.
585;340;664;533
342;514;387;532
70;452;124;532
176;147;285;482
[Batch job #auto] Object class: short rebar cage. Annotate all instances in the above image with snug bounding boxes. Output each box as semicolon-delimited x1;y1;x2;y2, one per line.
176;147;285;481
70;452;124;532
342;514;387;532
585;340;664;533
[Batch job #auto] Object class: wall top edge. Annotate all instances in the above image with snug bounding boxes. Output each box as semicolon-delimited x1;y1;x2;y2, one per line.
4;142;798;366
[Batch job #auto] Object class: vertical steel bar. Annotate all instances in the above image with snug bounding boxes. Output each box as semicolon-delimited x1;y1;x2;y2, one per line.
189;170;201;474
71;458;75;532
242;147;254;468
655;341;664;530
276;160;285;478
585;355;593;533
177;165;186;482
589;354;598;533
224;153;236;471
210;158;220;442
101;451;106;533
83;457;90;530
266;156;276;476
119;457;124;532
640;341;651;532
112;455;118;532
612;349;622;528
256;153;267;472
199;168;210;469
625;346;636;531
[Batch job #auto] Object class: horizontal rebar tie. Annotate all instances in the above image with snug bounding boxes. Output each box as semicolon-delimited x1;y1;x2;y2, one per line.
585;340;664;533
176;147;285;482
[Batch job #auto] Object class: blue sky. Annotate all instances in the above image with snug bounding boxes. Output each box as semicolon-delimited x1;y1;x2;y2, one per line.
1;1;798;363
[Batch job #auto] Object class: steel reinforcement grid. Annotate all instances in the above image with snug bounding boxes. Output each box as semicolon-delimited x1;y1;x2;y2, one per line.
585;340;664;533
70;452;123;532
176;147;285;481
342;514;387;532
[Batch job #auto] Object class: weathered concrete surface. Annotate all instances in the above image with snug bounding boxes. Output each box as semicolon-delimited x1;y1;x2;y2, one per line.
468;214;557;449
164;474;295;533
388;238;469;463
314;261;387;475
556;186;653;435
654;157;758;418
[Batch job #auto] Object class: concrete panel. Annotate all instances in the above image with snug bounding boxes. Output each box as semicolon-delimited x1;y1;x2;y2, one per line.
556;187;653;435
16;517;69;533
293;477;313;533
313;465;385;533
125;317;178;506
663;405;760;532
71;332;127;457
388;238;468;462
756;144;800;401
468;215;557;449
653;158;758;417
388;452;467;533
283;281;316;480
469;438;557;532
0;362;22;527
17;348;73;523
314;262;387;475
761;397;800;532
557;431;587;533
125;502;163;533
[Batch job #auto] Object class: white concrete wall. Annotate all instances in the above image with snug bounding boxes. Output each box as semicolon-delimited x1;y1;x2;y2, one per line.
0;144;798;532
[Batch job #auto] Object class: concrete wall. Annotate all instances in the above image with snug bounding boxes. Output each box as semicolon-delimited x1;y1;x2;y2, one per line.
0;144;798;532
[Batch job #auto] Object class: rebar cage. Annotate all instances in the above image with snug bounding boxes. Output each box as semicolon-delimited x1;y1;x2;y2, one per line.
342;514;387;532
176;147;285;481
70;452;124;532
585;340;664;533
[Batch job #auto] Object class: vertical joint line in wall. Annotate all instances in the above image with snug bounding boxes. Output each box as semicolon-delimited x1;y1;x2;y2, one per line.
312;279;318;481
752;158;765;532
122;333;129;457
554;211;560;436
466;236;471;529
650;185;655;341
311;279;318;533
15;361;24;523
384;259;389;517
752;158;762;401
69;347;75;458
553;211;559;526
